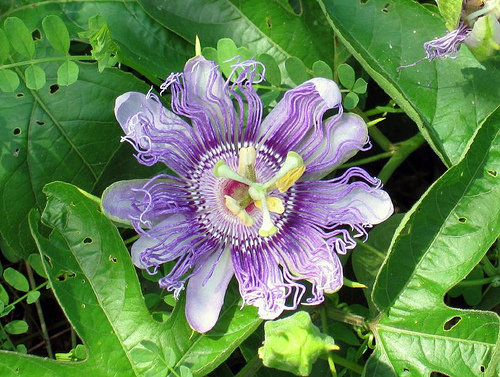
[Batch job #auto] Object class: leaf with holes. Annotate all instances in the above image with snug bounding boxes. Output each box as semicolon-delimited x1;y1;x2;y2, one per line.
0;182;260;376
319;0;500;166
138;0;334;85
365;108;500;376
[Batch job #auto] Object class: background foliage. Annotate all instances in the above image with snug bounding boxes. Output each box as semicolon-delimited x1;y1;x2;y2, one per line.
0;0;499;376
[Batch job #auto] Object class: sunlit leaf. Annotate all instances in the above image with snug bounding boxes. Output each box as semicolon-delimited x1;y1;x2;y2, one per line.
42;15;70;54
285;56;311;86
0;28;10;62
4;17;34;58
24;65;46;90
0;69;20;92
57;60;79;86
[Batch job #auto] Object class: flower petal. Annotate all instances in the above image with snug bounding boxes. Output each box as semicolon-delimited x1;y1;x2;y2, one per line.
256;78;342;157
302;113;369;180
186;247;234;333
130;214;190;269
328;184;394;225
182;56;238;144
101;179;151;227
115;91;195;172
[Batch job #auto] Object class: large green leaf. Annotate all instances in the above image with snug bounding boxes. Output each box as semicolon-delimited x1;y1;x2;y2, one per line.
319;0;500;166
365;107;500;376
0;182;260;376
138;0;334;84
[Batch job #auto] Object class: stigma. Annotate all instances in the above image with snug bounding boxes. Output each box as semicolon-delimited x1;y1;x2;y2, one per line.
213;147;305;237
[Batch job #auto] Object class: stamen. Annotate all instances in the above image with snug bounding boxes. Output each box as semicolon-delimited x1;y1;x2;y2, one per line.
255;197;285;214
238;146;257;180
225;195;254;226
213;160;253;186
263;151;304;190
276;165;306;193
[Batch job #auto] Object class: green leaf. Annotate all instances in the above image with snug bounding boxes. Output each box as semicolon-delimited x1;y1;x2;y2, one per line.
4;320;29;335
0;284;9;305
42;15;70;54
4;17;35;58
3;267;29;292
337;63;355;90
259;311;337;376
26;290;41;304
436;0;463;30
319;0;500;166
0;69;20;92
138;0;334;85
57;60;79;86
258;53;281;86
217;38;238;78
202;46;218;62
0;28;10;62
24;65;46;90
343;92;359;110
27;254;47;278
352;77;367;94
285;56;311;86
366;108;500;375
312;60;333;79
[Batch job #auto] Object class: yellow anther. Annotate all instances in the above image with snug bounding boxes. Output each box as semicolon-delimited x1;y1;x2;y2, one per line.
254;197;285;214
224;195;254;226
238;146;257;180
276;165;306;193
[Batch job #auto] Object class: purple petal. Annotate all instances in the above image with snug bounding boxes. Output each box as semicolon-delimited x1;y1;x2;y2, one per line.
186;247;234;333
101;179;151;226
328;184;394;225
181;56;238;144
115;91;195;172
256;78;342;157
302;113;369;180
130;214;190;269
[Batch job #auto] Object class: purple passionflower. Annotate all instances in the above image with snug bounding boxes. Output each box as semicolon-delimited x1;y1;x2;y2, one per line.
102;56;393;333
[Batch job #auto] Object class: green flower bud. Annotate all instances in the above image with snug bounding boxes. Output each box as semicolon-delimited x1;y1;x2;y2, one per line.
258;311;338;376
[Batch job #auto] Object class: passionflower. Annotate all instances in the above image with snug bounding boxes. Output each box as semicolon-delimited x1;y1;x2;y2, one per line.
102;56;393;333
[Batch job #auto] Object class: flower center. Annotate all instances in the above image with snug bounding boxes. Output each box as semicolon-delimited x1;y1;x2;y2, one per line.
213;146;305;237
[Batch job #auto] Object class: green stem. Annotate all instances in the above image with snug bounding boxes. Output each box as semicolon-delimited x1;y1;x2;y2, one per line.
4;281;49;309
329;354;364;375
1;55;95;70
124;234;140;245
253;84;287;91
339;151;393;169
320;305;338;377
378;133;426;184
480;255;498;277
326;308;366;328
457;276;499;287
352;108;393;152
25;263;53;358
368;126;393;152
234;354;263;377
